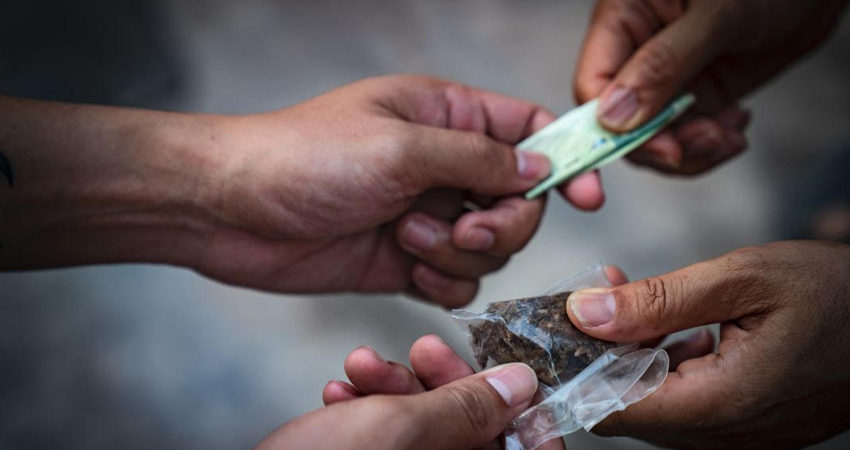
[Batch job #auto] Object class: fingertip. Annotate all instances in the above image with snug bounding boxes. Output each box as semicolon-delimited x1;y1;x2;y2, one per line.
344;346;387;377
603;265;629;285
410;334;475;389
561;171;605;211
322;380;361;406
410;334;448;360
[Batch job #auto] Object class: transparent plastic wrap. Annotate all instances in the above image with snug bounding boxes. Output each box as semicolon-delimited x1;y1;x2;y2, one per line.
452;264;668;450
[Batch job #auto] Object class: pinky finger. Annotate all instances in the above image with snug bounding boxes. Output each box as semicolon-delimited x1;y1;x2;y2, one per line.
411;263;479;308
322;380;362;406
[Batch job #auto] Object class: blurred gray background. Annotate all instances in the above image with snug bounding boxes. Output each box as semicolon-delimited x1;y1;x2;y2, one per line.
1;1;849;449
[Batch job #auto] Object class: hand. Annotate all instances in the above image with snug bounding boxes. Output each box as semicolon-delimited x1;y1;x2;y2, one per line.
0;76;605;306
191;75;607;306
322;266;633;450
255;356;539;450
574;0;847;175
322;336;564;450
565;241;850;449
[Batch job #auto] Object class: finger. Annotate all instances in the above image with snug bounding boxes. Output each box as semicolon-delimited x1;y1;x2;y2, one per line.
663;329;715;371
558;171;605;211
397;213;508;278
714;107;751;132
404;363;539;450
407;124;551;196
411;263;480;308
596;3;742;132
344;346;426;396
378;75;557;144
409;188;466;222
627;105;750;173
409;335;475;389
574;0;686;103
565;247;772;342
452;197;545;256
677;117;742;160
603;264;629;285
322;380;362;406
592;356;729;438
627;131;684;170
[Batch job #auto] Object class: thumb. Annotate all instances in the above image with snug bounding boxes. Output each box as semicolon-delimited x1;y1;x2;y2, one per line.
596;2;742;132
565;249;768;342
405;363;538;450
408;125;551;196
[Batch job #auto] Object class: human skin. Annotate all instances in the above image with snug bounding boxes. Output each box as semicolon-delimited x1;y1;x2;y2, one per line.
338;243;850;449
0;75;605;306
574;0;848;175
566;241;850;449
322;266;673;450
255;359;539;450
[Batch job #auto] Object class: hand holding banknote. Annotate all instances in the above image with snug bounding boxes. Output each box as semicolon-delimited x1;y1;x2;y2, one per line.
574;0;847;175
0;75;604;306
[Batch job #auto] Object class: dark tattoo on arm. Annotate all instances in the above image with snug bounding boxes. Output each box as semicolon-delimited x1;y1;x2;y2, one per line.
0;149;12;187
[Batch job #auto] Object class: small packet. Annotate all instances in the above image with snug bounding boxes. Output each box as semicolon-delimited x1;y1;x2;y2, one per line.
452;264;668;450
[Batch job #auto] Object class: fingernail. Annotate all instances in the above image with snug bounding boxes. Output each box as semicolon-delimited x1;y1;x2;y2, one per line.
402;218;437;250
516;150;550;180
361;346;387;363
461;227;495;251
599;87;639;128
483;363;538;407
568;288;616;327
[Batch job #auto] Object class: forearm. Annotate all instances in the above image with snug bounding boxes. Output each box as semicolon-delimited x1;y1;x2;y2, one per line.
0;96;225;271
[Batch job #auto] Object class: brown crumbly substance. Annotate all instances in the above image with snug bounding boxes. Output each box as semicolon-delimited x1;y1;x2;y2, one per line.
468;292;617;386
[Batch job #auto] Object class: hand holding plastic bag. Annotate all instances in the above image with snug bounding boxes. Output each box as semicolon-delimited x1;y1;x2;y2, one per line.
452;265;668;450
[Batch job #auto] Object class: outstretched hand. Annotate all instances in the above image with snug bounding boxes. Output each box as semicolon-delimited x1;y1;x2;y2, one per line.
193;75;605;305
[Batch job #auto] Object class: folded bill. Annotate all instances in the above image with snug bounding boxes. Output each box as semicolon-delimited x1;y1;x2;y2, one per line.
519;93;696;200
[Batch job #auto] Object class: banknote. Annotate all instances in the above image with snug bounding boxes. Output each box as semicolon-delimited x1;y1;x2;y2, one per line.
519;93;696;199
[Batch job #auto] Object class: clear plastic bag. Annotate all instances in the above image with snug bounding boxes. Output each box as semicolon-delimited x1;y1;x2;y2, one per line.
452;264;668;450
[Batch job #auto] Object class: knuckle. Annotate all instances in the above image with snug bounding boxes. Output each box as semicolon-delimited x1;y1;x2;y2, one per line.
633;276;680;329
444;384;496;435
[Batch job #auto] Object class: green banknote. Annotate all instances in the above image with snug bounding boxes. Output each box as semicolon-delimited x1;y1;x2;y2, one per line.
519;93;696;200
